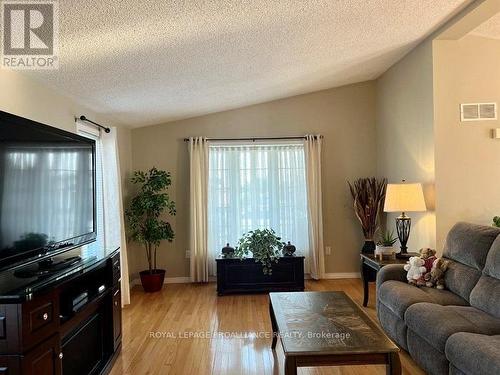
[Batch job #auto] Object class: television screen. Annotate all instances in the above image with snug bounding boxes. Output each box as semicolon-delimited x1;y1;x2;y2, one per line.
0;111;96;269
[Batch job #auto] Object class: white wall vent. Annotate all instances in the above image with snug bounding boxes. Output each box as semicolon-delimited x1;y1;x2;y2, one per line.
460;103;497;121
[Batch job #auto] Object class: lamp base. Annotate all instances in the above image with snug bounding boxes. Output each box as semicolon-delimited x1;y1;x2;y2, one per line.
396;214;411;255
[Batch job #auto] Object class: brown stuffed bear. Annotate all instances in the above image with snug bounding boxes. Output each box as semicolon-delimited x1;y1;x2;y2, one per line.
418;248;437;286
425;258;450;289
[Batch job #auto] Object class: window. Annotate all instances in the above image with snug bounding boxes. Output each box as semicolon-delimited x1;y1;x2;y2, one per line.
77;124;104;258
207;142;309;275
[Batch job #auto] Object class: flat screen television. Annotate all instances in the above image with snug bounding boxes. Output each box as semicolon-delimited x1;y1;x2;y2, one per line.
0;110;96;270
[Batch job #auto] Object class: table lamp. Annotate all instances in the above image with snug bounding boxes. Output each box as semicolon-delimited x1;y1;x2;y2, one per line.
383;180;426;257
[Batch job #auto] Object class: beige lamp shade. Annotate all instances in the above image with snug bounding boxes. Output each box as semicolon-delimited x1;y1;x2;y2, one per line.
384;183;426;213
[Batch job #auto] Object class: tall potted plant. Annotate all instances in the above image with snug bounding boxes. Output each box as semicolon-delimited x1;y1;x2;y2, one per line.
348;177;387;254
126;167;176;292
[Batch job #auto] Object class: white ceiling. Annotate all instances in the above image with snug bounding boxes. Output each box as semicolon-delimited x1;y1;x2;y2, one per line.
28;0;470;128
470;12;500;40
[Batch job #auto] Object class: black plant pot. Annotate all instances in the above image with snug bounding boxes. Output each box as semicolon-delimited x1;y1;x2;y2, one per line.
362;240;376;254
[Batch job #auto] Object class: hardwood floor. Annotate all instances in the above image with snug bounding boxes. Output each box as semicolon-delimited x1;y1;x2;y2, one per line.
110;279;425;375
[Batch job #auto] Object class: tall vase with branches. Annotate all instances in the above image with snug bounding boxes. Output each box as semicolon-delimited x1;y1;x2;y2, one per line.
126;167;176;292
348;177;387;253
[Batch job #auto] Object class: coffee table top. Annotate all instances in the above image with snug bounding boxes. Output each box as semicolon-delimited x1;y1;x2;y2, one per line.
269;291;399;355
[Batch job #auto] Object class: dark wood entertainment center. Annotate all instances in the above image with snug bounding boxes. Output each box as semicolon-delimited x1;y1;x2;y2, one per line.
0;249;122;375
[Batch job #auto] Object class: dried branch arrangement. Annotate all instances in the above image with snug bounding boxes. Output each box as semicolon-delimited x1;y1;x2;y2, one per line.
348;177;387;240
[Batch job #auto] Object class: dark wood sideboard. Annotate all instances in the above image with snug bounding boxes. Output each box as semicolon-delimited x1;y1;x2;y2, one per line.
216;256;305;295
0;249;122;375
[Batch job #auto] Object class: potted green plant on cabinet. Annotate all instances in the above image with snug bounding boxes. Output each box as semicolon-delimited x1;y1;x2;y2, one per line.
126;167;176;292
234;229;284;275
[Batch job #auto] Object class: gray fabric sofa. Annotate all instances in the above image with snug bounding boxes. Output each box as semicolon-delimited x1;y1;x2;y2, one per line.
376;222;500;375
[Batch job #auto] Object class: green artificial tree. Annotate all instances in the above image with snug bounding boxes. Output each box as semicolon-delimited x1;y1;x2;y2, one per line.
126;167;176;274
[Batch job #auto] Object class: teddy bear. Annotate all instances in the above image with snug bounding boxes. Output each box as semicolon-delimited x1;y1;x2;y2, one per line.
425;258;450;289
404;256;427;285
419;248;437;272
419;248;437;286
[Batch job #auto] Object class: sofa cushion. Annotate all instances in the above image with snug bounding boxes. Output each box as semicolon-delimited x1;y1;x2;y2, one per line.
484;235;500;278
378;280;468;319
407;330;450;375
444;259;483;302
470;236;500;318
443;222;500;269
377;301;408;351
445;333;500;375
405;303;500;353
449;365;467;375
470;275;500;319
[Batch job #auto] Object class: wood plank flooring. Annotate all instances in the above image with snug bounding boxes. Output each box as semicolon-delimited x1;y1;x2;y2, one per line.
110;279;425;375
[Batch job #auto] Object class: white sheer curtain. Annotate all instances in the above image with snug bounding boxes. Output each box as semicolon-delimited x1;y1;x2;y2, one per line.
304;135;324;280
101;128;130;306
78;123;130;305
207;142;309;276
189;137;209;282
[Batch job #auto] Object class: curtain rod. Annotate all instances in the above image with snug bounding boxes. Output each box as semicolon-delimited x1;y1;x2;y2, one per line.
77;115;111;133
182;135;322;142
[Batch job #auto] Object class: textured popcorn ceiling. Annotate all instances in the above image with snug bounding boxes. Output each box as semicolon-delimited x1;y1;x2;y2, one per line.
28;0;470;127
471;12;500;40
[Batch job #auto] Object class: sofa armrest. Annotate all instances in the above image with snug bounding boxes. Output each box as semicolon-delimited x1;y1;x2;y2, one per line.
376;264;407;292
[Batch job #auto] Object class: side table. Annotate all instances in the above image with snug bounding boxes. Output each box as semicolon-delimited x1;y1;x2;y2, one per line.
360;253;416;307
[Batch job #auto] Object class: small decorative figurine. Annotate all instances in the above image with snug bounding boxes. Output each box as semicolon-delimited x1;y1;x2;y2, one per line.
221;243;235;258
282;241;296;256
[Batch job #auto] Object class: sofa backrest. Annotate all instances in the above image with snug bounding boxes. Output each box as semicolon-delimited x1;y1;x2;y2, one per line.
443;222;500;301
470;235;500;318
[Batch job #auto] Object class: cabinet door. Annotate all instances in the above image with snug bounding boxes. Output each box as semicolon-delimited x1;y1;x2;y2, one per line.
112;289;121;350
22;335;62;375
111;253;121;288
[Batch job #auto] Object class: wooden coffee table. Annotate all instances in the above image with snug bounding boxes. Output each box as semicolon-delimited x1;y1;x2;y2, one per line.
269;291;400;375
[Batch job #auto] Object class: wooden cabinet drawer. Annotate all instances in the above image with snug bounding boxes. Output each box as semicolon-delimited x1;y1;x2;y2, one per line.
28;303;53;333
22;292;58;352
0;355;21;374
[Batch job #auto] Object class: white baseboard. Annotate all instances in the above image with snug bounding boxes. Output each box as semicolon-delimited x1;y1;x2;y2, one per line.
130;273;359;287
130;276;191;287
323;272;360;279
164;276;191;284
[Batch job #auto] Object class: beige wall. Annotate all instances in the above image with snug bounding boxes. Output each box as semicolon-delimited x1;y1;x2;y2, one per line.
0;68;134;259
1;69;89;133
129;82;377;279
0;69;132;158
433;35;500;248
373;0;494;254
376;39;437;252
